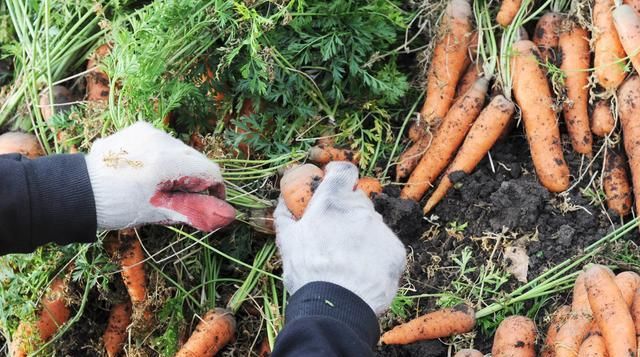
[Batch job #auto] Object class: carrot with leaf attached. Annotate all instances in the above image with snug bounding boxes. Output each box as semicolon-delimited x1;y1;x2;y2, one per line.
492;315;537;357
591;100;616;137
380;305;475;345
593;0;627;92
618;75;640;220
511;40;570;192
497;0;523;27
560;20;593;156
175;308;236;357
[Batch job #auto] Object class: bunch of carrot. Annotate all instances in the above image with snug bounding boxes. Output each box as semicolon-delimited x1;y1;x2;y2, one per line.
396;0;640;219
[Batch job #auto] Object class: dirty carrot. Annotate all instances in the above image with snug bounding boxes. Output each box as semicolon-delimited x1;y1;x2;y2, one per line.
584;265;637;356
105;230;147;308
492;315;537;357
497;0;523;27
0;132;44;159
415;0;473;135
175;308;236;357
631;288;640;352
617;75;640;218
603;148;633;216
423;94;515;213
401;77;489;201
356;177;383;198
615;271;640;306
455;62;482;100
591;100;616;137
560;21;593;156
86;43;111;101
593;0;627;92
454;349;483;357
103;301;132;357
541;305;571;357
39;86;73;123
555;273;594;357
380;305;475;345
577;333;609;357
533;12;562;63
280;164;324;219
614;4;640;75
308;145;359;166
511;40;570;192
396;134;431;181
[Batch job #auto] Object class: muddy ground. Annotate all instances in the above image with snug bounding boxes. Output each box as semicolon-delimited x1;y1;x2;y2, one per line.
374;131;620;356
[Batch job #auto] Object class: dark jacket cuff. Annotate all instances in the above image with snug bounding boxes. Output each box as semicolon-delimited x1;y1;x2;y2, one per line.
25;154;97;248
285;281;380;347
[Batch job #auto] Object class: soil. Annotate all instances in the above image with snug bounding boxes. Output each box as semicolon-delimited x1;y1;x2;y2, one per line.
373;132;616;356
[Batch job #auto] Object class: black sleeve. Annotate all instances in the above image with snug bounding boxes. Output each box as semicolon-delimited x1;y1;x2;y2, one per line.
271;281;379;357
0;153;97;255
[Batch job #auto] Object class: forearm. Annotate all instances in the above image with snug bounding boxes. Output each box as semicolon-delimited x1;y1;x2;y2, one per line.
0;154;97;255
271;282;379;357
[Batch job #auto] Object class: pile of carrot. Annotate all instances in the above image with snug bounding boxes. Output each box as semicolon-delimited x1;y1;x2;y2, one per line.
396;0;640;219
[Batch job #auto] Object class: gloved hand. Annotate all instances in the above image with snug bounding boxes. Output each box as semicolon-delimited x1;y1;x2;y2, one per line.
274;162;406;315
85;122;236;232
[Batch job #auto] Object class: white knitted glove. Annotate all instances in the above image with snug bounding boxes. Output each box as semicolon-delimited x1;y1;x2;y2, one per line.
274;162;407;315
85;122;236;232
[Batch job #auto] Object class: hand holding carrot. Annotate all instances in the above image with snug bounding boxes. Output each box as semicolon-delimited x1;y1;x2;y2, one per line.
85;122;236;232
274;162;406;315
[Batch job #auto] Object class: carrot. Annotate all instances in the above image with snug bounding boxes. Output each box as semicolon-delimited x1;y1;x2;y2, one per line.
631;288;640;353
591;100;616;137
584;265;637;356
423;94;515;213
533;12;562;64
105;230;147;307
541;305;571;357
175;308;236;357
497;0;523;27
39;86;73;122
86;43;111;101
615;271;640;306
454;349;483;357
555;273;594;357
308;145;359;166
577;333;609;357
560;21;593;156
396;134;431;181
280;164;324;219
357;177;383;198
492;315;537;357
618;75;640;218
614;4;640;76
257;338;271;357
0;132;44;159
11;278;71;357
511;40;570;192
593;0;627;92
103;301;132;357
603;148;633;216
401;77;489;201
416;0;473;133
380;304;475;345
455;62;482;100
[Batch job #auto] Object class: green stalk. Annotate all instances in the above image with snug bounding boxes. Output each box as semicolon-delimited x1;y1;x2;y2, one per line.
226;242;276;312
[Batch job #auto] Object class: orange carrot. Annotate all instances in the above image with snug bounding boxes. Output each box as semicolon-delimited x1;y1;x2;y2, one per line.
280;164;324;219
614;4;640;75
39;86;73;123
0;132;44;159
584;265;637;356
380;305;475;345
591;100;616;137
577;333;609;357
618;75;640;218
86;44;111;101
396;134;432;181
416;0;473;133
175;308;236;357
603;148;633;216
533;12;562;63
103;301;132;357
492;315;537;357
541;305;571;357
615;271;640;306
593;0;627;92
555;273;594;357
357;177;383;198
454;349;483;357
308;145;359;166
560;21;593;156
105;230;147;306
511;40;570;192
455;62;482;100
423;94;515;213
497;0;523;27
12;278;71;357
401;77;489;201
631;287;640;352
